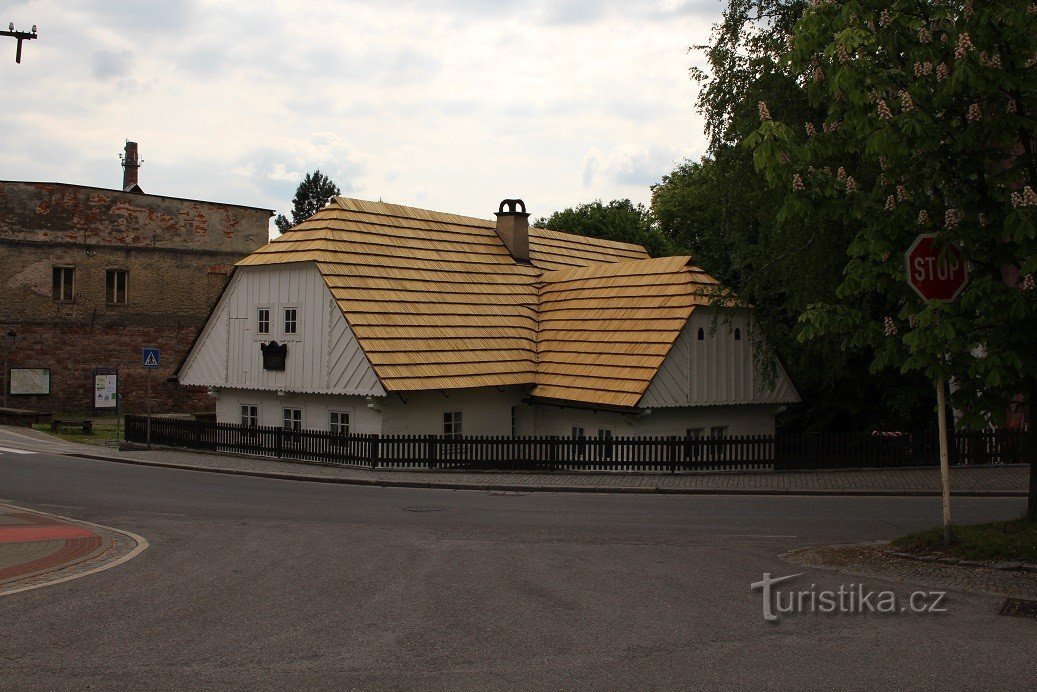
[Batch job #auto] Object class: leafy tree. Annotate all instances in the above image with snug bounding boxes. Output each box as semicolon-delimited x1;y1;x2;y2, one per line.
274;169;341;233
747;0;1037;512
533;199;672;257
663;0;935;431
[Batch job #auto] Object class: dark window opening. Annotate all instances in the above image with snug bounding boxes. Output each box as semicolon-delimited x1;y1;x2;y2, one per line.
697;327;705;341
734;328;741;340
52;266;74;302
443;411;463;438
257;308;270;334
106;269;127;304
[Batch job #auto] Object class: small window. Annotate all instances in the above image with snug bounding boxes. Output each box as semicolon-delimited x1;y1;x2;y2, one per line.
443;411;463;438
572;426;586;459
283;407;302;431
597;428;614;459
241;405;258;427
697;327;705;341
52;266;74;301
283;308;298;335
106;269;127;304
710;426;728;439
330;410;350;435
734;328;741;341
257;308;270;335
686;428;704;439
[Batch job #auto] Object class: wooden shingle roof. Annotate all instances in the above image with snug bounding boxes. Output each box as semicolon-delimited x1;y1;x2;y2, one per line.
237;197;652;394
532;257;722;408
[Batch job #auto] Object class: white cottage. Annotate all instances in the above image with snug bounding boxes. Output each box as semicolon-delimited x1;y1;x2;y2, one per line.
176;197;798;438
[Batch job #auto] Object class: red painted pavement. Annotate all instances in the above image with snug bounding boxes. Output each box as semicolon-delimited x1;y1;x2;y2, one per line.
0;525;98;543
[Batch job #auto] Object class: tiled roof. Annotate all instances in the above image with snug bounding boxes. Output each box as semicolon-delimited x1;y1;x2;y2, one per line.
237;197;653;394
532;257;721;407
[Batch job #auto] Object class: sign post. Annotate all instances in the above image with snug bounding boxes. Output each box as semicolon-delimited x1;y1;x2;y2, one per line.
905;234;968;546
142;348;160;449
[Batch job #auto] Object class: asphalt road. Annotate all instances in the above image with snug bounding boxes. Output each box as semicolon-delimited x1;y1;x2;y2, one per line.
0;451;1033;690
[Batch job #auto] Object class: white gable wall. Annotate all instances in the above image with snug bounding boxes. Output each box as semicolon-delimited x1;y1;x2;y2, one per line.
640;311;798;408
179;263;385;396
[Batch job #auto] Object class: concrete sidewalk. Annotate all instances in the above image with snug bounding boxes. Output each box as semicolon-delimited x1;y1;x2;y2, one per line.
2;425;1027;496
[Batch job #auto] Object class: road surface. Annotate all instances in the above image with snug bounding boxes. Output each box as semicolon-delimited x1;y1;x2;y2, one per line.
0;450;1032;689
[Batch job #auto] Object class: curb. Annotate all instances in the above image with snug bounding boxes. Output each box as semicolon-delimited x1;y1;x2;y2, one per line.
883;550;1037;573
0;501;149;597
62;451;1028;498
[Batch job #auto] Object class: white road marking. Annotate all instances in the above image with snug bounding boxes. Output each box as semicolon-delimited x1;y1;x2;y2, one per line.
0;446;36;455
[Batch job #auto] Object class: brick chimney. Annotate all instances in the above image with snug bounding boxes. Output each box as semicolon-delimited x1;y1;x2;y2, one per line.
494;199;529;262
121;141;142;193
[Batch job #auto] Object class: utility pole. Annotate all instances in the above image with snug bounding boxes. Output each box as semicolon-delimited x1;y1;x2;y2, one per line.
1;23;38;64
3;331;15;408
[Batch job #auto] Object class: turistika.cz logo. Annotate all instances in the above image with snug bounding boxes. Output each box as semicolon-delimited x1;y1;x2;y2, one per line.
751;573;948;623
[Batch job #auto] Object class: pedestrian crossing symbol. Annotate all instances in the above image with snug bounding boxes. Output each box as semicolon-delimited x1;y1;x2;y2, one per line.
142;348;160;368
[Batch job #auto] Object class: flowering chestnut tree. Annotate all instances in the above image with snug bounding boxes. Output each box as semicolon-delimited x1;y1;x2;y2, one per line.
747;0;1036;510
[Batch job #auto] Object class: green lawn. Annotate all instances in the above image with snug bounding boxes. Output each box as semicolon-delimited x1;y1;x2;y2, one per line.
32;421;122;447
891;516;1037;564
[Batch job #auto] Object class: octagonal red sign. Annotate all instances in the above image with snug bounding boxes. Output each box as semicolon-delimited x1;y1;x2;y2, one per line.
905;233;968;302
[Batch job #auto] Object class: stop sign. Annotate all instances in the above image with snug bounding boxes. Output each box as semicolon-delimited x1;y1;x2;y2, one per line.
905;233;968;302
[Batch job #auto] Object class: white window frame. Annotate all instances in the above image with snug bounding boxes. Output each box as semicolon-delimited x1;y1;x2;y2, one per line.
443;411;463;438
710;426;728;439
283;407;303;431
329;410;351;435
256;306;271;336
282;305;299;336
240;404;259;427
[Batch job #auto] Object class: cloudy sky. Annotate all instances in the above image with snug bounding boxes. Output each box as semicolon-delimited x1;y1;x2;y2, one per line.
2;1;718;232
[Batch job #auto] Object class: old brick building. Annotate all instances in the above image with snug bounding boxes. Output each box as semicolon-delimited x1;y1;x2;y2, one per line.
0;143;271;414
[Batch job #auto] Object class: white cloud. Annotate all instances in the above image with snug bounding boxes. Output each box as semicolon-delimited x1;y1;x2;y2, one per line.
0;0;717;221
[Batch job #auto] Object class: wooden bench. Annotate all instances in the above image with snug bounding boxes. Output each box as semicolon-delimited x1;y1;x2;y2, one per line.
0;407;52;427
50;419;93;435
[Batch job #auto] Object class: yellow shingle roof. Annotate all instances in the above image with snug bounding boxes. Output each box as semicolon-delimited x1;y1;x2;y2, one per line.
238;197;651;395
532;257;722;408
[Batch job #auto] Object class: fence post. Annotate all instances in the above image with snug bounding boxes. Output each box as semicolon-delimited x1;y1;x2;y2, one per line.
275;427;283;459
548;435;558;472
369;434;380;470
669;435;679;474
427;434;437;470
194;418;203;449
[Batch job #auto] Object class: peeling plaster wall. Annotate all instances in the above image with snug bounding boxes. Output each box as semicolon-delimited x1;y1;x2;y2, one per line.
0;180;270;413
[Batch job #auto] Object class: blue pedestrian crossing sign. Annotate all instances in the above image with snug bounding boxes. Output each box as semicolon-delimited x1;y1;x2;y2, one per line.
142;347;161;368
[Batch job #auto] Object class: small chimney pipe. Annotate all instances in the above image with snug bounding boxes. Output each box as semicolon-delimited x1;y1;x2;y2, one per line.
494;198;530;262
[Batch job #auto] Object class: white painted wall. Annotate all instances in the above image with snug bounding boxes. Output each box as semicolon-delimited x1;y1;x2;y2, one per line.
215;389;384;434
179;263;385;396
529;402;780;437
640;311;798;408
380;387;527;435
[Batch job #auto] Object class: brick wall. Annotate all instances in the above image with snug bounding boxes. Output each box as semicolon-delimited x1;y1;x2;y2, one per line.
4;324;212;414
0;179;270;414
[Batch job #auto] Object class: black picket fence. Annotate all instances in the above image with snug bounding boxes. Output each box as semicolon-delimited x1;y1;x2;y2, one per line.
123;415;1030;473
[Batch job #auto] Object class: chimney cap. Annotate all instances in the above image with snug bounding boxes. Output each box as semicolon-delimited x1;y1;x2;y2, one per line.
496;198;528;216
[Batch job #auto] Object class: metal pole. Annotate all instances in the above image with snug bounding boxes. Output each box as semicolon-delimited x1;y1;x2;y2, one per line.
936;375;952;546
2;339;8;409
146;368;152;449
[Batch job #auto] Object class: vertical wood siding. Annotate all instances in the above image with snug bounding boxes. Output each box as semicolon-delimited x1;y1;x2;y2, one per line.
639;312;798;407
179;263;385;396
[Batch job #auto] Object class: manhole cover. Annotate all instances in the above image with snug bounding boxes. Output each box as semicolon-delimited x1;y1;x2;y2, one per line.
402;506;444;513
999;598;1037;619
